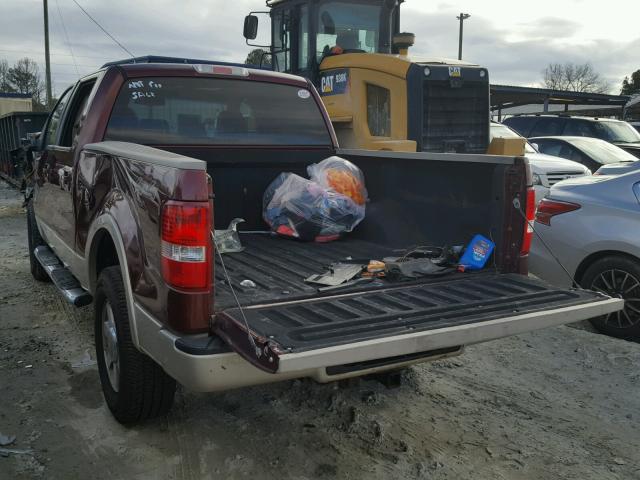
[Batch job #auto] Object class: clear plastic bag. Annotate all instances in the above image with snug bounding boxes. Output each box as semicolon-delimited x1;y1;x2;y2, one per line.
263;172;365;242
307;156;368;206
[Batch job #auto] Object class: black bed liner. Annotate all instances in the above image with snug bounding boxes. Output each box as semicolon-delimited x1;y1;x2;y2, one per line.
214;233;396;309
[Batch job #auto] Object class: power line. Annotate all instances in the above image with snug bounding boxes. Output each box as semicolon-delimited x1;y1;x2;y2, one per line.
70;0;135;59
0;48;113;60
54;0;79;75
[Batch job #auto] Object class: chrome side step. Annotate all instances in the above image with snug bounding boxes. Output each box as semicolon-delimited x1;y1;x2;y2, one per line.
34;246;92;307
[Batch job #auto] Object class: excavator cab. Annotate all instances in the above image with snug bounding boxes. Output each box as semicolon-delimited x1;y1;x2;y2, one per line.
244;0;490;153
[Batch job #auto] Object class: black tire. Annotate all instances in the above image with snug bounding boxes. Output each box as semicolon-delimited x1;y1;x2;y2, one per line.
26;199;50;282
581;255;640;340
95;266;176;424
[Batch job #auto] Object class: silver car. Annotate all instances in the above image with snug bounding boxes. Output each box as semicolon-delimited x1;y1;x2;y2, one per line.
529;170;640;339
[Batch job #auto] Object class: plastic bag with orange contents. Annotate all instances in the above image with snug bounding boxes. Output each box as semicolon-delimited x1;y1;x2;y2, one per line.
307;156;368;206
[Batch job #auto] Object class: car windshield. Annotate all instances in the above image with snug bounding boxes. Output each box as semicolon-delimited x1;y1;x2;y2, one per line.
490;124;537;153
105;76;332;146
593;121;640;143
316;2;382;60
569;138;638;164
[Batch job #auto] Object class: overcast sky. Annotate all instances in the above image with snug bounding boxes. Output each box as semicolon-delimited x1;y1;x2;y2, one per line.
1;0;638;96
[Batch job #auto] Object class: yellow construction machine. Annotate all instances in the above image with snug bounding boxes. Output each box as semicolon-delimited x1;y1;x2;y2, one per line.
243;0;490;153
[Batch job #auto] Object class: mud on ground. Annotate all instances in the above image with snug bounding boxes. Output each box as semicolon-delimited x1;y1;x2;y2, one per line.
0;179;639;480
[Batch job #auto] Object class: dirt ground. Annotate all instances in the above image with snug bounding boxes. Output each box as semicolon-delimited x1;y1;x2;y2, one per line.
0;178;639;480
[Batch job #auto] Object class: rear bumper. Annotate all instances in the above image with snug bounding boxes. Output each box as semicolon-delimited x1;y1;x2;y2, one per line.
133;297;622;392
133;303;458;392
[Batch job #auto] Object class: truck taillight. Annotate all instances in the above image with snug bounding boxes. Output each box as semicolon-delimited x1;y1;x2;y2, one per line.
161;201;211;290
535;198;581;226
520;187;536;255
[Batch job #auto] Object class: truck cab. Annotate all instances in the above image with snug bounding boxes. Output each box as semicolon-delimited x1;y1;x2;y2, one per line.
244;0;490;153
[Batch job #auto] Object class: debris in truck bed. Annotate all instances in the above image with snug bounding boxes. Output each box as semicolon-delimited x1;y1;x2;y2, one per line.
214;218;245;253
305;263;363;287
458;234;495;271
263;157;367;242
385;257;452;279
307;156;368;206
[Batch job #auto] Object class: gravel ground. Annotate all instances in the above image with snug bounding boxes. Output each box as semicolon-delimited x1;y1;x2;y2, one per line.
1;179;639;480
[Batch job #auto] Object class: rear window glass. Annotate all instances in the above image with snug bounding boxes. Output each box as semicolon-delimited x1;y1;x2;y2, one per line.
105;77;331;146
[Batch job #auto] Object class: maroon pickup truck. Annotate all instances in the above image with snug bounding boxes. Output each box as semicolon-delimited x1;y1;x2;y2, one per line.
27;58;621;424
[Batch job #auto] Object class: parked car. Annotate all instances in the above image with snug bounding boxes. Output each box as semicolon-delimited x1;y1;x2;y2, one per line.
503;115;640;158
529;136;637;173
28;57;620;423
529;171;640;339
490;123;590;203
594;161;640;176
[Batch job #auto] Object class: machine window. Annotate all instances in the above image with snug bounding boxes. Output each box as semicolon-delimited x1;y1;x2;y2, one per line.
298;5;309;70
367;84;390;137
105;77;332;146
316;2;380;60
273;9;292;72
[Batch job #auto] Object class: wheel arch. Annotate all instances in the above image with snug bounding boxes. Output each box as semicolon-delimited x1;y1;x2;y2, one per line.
574;250;640;285
86;215;140;346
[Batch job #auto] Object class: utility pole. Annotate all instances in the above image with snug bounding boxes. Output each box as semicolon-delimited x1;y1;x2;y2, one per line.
43;0;53;107
456;13;470;60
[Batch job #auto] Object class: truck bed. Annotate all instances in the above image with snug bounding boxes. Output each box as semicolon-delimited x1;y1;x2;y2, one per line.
214;233;396;309
213;234;618;374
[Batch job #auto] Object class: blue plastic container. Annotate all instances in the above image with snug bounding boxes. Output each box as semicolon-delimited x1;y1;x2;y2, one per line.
459;234;495;271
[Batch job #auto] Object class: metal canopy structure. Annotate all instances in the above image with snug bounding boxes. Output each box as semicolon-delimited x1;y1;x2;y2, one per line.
490;84;630;120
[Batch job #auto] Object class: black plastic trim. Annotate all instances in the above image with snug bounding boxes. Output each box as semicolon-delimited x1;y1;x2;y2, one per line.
325;346;462;375
174;335;232;356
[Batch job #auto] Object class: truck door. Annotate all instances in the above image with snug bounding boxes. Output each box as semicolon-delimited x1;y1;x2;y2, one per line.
35;78;97;265
35;88;72;257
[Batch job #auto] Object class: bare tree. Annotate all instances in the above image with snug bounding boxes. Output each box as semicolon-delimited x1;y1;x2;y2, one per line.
7;57;46;106
0;59;14;92
542;62;610;93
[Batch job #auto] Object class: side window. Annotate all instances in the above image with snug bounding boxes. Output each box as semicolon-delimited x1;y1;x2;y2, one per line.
536;140;563;157
530;118;565;137
59;79;97;147
44;89;71;146
272;9;292;72
563;120;594;137
504;117;533;136
367;84;390;137
560;144;586;163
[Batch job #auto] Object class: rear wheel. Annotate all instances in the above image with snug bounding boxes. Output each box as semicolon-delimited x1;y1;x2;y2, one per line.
26;199;50;282
581;256;640;340
95;266;176;424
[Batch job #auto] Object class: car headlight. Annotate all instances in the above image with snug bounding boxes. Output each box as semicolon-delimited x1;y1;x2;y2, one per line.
532;173;542;185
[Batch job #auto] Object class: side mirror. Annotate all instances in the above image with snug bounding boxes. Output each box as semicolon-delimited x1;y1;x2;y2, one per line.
30;131;43;152
243;15;259;40
530;142;539;152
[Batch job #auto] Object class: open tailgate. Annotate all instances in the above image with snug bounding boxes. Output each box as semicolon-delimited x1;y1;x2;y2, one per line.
213;274;622;373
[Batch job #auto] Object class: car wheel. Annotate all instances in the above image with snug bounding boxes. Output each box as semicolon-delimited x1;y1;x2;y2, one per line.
26;199;50;282
581;256;640;340
95;266;176;424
